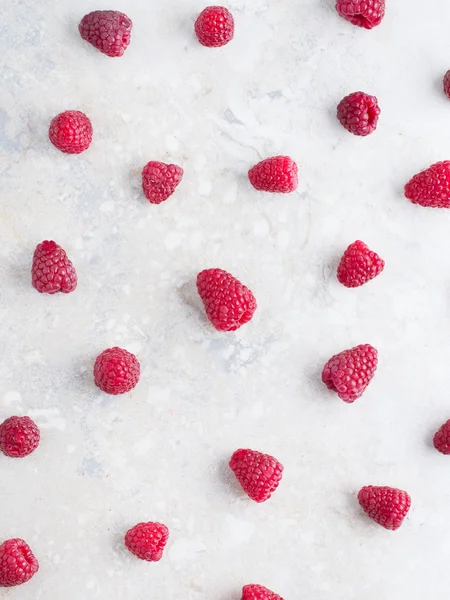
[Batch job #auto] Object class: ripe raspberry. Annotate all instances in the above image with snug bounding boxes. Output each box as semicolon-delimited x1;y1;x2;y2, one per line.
0;539;39;587
322;344;378;403
248;156;298;193
358;486;411;530
31;240;77;294
433;420;450;454
337;240;384;288
404;161;450;208
444;71;450;99
242;584;284;600
79;10;132;57
229;449;283;502
124;522;169;561
337;92;380;136
48;110;92;154
94;347;140;395
196;269;257;332
336;0;385;29
195;6;234;47
141;161;183;204
0;417;40;458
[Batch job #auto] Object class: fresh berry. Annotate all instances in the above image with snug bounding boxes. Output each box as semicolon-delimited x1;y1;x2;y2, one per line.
433;420;450;454
79;10;132;57
195;6;234;47
48;110;93;154
31;240;77;294
0;417;40;458
0;539;39;587
337;92;380;136
322;344;378;403
196;269;257;332
141;161;183;204
404;161;450;208
229;449;283;502
335;0;385;29
444;71;450;99
94;347;140;395
124;522;169;561
242;584;284;600
337;240;384;288
248;156;298;193
358;486;411;530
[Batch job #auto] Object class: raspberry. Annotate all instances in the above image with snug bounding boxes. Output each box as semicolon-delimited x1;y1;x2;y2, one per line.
242;584;284;600
48;110;93;154
433;420;450;454
195;6;234;47
358;486;411;530
337;240;384;288
0;417;40;458
0;539;39;587
336;0;385;29
337;92;380;136
404;161;450;208
196;269;257;332
248;156;298;193
322;344;378;403
94;347;140;395
444;71;450;99
141;161;183;204
79;10;132;57
229;449;283;502
124;522;169;561
31;240;77;294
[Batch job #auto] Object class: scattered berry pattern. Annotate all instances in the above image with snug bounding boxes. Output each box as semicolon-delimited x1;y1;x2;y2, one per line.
0;417;40;458
337;91;380;136
94;347;140;395
433;420;450;454
322;344;378;403
229;449;284;502
358;486;411;530
335;0;385;29
124;522;169;561
31;240;77;294
242;584;284;600
141;161;183;204
79;10;132;57
404;161;450;208
195;6;234;47
0;539;39;587
337;240;385;288
248;156;298;193
197;268;257;331
48;110;93;154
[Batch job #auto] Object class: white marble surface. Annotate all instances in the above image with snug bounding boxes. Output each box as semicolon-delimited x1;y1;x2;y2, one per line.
2;0;450;598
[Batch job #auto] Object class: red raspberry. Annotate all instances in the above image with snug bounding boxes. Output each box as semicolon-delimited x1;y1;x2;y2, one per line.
0;538;39;587
195;6;234;48
337;240;384;288
322;344;378;403
196;268;257;332
337;92;380;136
141;161;183;205
49;110;92;154
242;584;284;600
404;161;450;208
124;522;169;562
94;347;140;395
31;240;77;294
336;0;385;29
0;417;40;458
79;10;132;57
444;71;450;99
248;156;298;193
358;486;411;530
229;449;283;502
433;420;450;454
